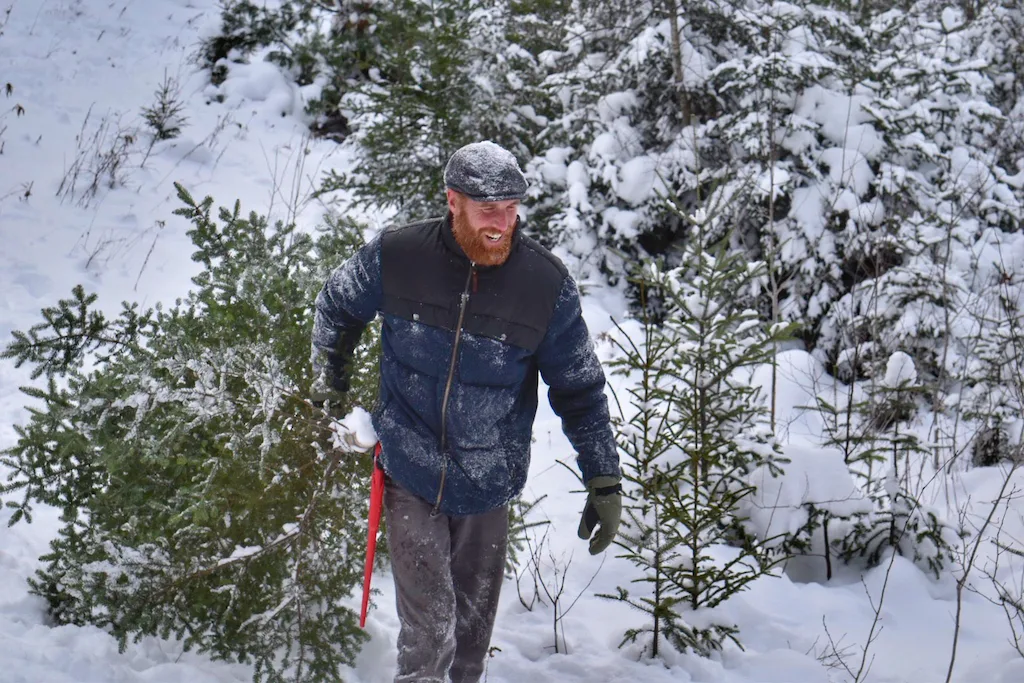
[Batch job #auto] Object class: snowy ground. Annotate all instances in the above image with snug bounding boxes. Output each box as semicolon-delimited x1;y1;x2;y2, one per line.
2;2;1024;682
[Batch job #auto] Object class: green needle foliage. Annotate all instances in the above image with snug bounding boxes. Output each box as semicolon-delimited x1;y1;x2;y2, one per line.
318;0;540;220
604;203;795;658
1;184;381;682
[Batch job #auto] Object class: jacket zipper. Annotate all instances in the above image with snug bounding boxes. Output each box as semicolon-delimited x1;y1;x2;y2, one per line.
433;263;475;514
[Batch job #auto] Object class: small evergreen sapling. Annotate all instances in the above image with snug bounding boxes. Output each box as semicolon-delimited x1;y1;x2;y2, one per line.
141;71;188;141
1;184;380;682
788;351;961;582
603;291;680;658
604;205;793;657
837;353;958;579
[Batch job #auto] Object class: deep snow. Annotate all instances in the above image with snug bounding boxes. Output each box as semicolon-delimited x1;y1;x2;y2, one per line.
2;2;1024;682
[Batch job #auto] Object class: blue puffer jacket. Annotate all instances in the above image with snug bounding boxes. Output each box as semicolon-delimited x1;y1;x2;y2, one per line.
313;215;619;515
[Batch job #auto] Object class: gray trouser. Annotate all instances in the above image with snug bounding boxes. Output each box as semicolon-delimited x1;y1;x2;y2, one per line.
384;476;508;683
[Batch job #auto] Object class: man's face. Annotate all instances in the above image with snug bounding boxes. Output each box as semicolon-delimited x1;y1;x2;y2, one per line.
448;190;519;267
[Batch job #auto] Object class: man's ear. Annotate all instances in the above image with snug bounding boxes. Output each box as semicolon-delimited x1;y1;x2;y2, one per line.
446;189;461;215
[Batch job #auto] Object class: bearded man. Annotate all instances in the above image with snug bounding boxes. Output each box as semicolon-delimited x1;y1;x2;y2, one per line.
312;141;622;683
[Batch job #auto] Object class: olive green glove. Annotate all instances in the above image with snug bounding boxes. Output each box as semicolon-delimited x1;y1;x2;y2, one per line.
577;475;622;555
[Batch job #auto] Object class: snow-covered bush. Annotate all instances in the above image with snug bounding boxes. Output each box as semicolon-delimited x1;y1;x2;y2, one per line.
814;4;1022;392
1;184;380;682
766;350;960;581
196;0;378;133
522;0;1022;412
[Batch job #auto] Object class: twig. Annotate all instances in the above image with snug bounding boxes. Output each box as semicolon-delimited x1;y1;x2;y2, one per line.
821;615;858;679
522;527;606;654
133;219;165;290
945;458;1022;682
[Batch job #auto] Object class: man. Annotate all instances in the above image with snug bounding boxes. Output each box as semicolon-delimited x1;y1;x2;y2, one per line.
312;141;622;683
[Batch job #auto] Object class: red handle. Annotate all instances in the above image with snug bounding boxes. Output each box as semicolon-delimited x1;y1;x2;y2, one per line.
360;443;384;629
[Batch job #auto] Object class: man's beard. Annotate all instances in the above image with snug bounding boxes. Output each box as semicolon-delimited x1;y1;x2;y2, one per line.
451;212;515;267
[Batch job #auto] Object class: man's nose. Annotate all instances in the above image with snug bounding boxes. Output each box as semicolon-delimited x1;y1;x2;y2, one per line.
487;213;512;232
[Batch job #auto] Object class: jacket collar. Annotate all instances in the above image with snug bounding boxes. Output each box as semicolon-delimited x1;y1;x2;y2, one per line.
439;211;523;270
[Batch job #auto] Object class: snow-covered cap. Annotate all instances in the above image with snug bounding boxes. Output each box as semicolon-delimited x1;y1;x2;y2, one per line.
444;141;528;202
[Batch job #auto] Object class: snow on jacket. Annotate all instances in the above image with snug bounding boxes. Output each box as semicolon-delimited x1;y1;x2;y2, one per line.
312;214;620;515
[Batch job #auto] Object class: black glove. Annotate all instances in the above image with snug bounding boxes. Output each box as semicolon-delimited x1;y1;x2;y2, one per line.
325;365;351;395
310;346;351;408
577;475;622;555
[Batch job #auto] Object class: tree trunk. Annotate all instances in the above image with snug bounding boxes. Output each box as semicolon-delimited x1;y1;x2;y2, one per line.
665;0;692;127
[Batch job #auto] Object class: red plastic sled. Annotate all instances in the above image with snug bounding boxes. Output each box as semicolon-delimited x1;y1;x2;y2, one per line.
360;442;384;629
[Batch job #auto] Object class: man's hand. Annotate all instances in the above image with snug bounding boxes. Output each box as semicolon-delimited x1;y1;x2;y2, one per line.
310;373;348;416
577;475;622;555
311;346;352;402
311;388;343;408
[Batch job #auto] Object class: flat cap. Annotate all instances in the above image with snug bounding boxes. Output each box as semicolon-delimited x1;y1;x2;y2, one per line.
444;141;528;202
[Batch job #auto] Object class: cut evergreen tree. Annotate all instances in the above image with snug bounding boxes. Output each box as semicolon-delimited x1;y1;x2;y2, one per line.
1;184;381;683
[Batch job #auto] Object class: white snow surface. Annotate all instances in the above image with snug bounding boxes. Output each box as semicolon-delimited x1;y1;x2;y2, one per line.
1;3;1024;683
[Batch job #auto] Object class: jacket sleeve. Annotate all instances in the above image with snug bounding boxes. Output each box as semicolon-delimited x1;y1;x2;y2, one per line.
535;275;621;483
311;234;383;390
